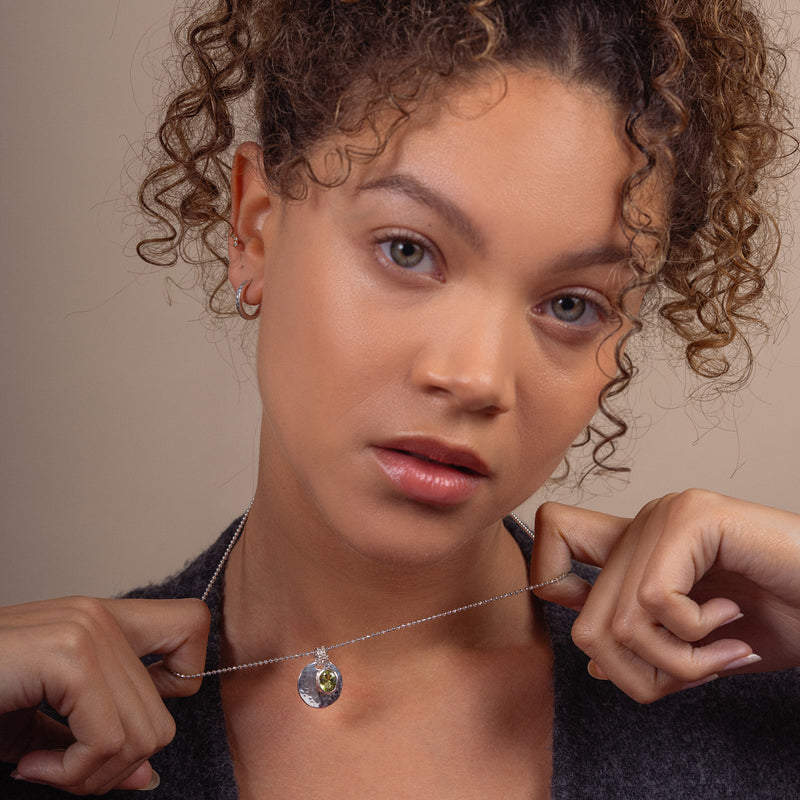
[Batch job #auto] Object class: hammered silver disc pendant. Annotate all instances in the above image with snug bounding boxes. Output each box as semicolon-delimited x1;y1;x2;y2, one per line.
297;646;342;708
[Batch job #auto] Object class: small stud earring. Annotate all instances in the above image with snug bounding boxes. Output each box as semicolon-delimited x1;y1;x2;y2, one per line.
231;233;240;248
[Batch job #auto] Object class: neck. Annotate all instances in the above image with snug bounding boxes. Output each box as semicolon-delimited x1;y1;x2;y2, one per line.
224;506;534;663
219;424;540;671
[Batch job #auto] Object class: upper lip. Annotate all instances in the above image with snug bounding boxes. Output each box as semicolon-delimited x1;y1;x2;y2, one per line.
376;437;491;477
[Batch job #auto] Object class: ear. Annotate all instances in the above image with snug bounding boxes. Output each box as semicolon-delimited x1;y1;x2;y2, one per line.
228;142;274;306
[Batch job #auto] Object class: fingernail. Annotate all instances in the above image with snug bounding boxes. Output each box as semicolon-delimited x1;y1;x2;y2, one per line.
138;770;161;791
587;660;608;680
683;673;719;690
722;653;762;672
9;771;46;786
721;612;744;627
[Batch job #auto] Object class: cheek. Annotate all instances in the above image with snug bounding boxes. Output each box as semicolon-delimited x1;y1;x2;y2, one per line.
518;336;621;466
254;249;385;428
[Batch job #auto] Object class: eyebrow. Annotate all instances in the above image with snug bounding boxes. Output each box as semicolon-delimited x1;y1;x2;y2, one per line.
547;244;632;275
357;173;486;253
357;173;632;275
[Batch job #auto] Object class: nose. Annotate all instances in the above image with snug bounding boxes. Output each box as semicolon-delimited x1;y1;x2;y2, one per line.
411;298;517;415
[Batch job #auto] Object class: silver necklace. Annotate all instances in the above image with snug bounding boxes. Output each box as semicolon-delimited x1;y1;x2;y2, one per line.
171;501;570;709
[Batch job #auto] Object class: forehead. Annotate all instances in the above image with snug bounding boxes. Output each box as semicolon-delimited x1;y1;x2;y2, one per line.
337;70;643;255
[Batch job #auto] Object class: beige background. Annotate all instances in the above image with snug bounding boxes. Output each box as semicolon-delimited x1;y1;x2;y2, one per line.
1;1;799;606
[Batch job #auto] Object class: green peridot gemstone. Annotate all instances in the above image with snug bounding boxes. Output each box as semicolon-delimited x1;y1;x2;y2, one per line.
318;668;338;693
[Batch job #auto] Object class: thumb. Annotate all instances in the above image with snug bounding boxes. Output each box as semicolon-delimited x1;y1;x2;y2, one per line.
0;710;74;764
103;597;211;698
530;502;632;610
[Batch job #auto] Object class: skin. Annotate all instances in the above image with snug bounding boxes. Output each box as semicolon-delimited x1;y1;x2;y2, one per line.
532;492;800;703
1;68;798;797
228;70;637;593
221;69;641;799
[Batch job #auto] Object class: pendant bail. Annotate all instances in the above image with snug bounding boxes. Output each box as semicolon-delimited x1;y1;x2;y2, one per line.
314;646;330;669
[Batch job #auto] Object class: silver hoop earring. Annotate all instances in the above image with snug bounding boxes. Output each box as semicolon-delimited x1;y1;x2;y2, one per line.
235;280;261;320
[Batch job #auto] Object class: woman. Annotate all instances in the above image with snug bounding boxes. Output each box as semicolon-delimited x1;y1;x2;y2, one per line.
2;0;799;797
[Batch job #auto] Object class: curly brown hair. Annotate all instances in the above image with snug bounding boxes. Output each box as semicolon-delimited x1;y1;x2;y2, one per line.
137;0;794;476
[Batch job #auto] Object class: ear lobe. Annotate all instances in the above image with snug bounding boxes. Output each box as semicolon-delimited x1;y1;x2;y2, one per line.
228;142;273;302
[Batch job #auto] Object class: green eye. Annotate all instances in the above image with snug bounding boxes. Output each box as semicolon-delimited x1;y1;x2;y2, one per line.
388;239;425;268
551;296;587;322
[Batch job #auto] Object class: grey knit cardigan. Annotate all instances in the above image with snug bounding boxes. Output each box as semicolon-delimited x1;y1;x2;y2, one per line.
3;516;798;799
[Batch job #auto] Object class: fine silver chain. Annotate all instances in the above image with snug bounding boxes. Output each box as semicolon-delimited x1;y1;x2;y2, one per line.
172;504;570;680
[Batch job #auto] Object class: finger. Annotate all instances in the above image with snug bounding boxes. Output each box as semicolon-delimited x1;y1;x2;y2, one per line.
13;657;126;789
535;573;594;612
604;613;751;684
576;606;726;703
6;599;182;792
0;710;74;763
18;750;157;795
103;598;210;697
18;677;172;795
534;502;635;566
65;624;176;793
531;502;634;608
581;639;690;704
114;762;160;792
641;588;742;644
621;494;745;644
585;631;757;703
575;555;752;697
587;659;608;680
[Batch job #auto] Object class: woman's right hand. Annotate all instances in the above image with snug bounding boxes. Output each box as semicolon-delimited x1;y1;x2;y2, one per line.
531;491;800;703
0;596;210;795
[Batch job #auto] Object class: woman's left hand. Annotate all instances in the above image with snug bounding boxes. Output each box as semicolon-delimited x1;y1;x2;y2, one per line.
530;490;800;703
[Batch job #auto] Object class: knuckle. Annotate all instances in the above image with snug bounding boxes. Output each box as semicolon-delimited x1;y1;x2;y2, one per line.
637;491;682;520
130;712;174;761
182;598;212;633
631;686;663;705
636;580;666;614
676;487;709;504
609;613;638;649
639;497;664;515
54;620;96;663
65;595;104;615
98;724;127;758
68;773;117;797
535;501;556;525
133;732;160;761
155;711;177;749
65;596;114;628
669;488;719;519
57;597;118;646
162;715;177;747
570;618;597;653
533;501;565;538
627;672;669;704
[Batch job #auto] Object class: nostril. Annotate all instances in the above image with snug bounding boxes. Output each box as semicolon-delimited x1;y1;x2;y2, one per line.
410;329;517;413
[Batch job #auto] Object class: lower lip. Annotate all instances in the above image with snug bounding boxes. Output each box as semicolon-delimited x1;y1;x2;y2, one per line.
373;448;484;506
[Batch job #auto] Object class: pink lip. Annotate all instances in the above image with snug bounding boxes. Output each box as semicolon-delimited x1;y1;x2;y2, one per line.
372;437;490;506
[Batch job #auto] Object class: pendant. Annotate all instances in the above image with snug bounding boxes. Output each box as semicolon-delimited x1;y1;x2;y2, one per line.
297;646;342;708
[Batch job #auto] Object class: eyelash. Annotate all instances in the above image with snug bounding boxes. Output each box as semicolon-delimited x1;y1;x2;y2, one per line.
372;229;443;280
372;229;616;332
534;289;616;332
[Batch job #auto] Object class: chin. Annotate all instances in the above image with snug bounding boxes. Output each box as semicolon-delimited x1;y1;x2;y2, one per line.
332;501;496;571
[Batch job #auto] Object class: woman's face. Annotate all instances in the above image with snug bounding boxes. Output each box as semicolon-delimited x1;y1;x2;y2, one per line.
236;70;643;565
